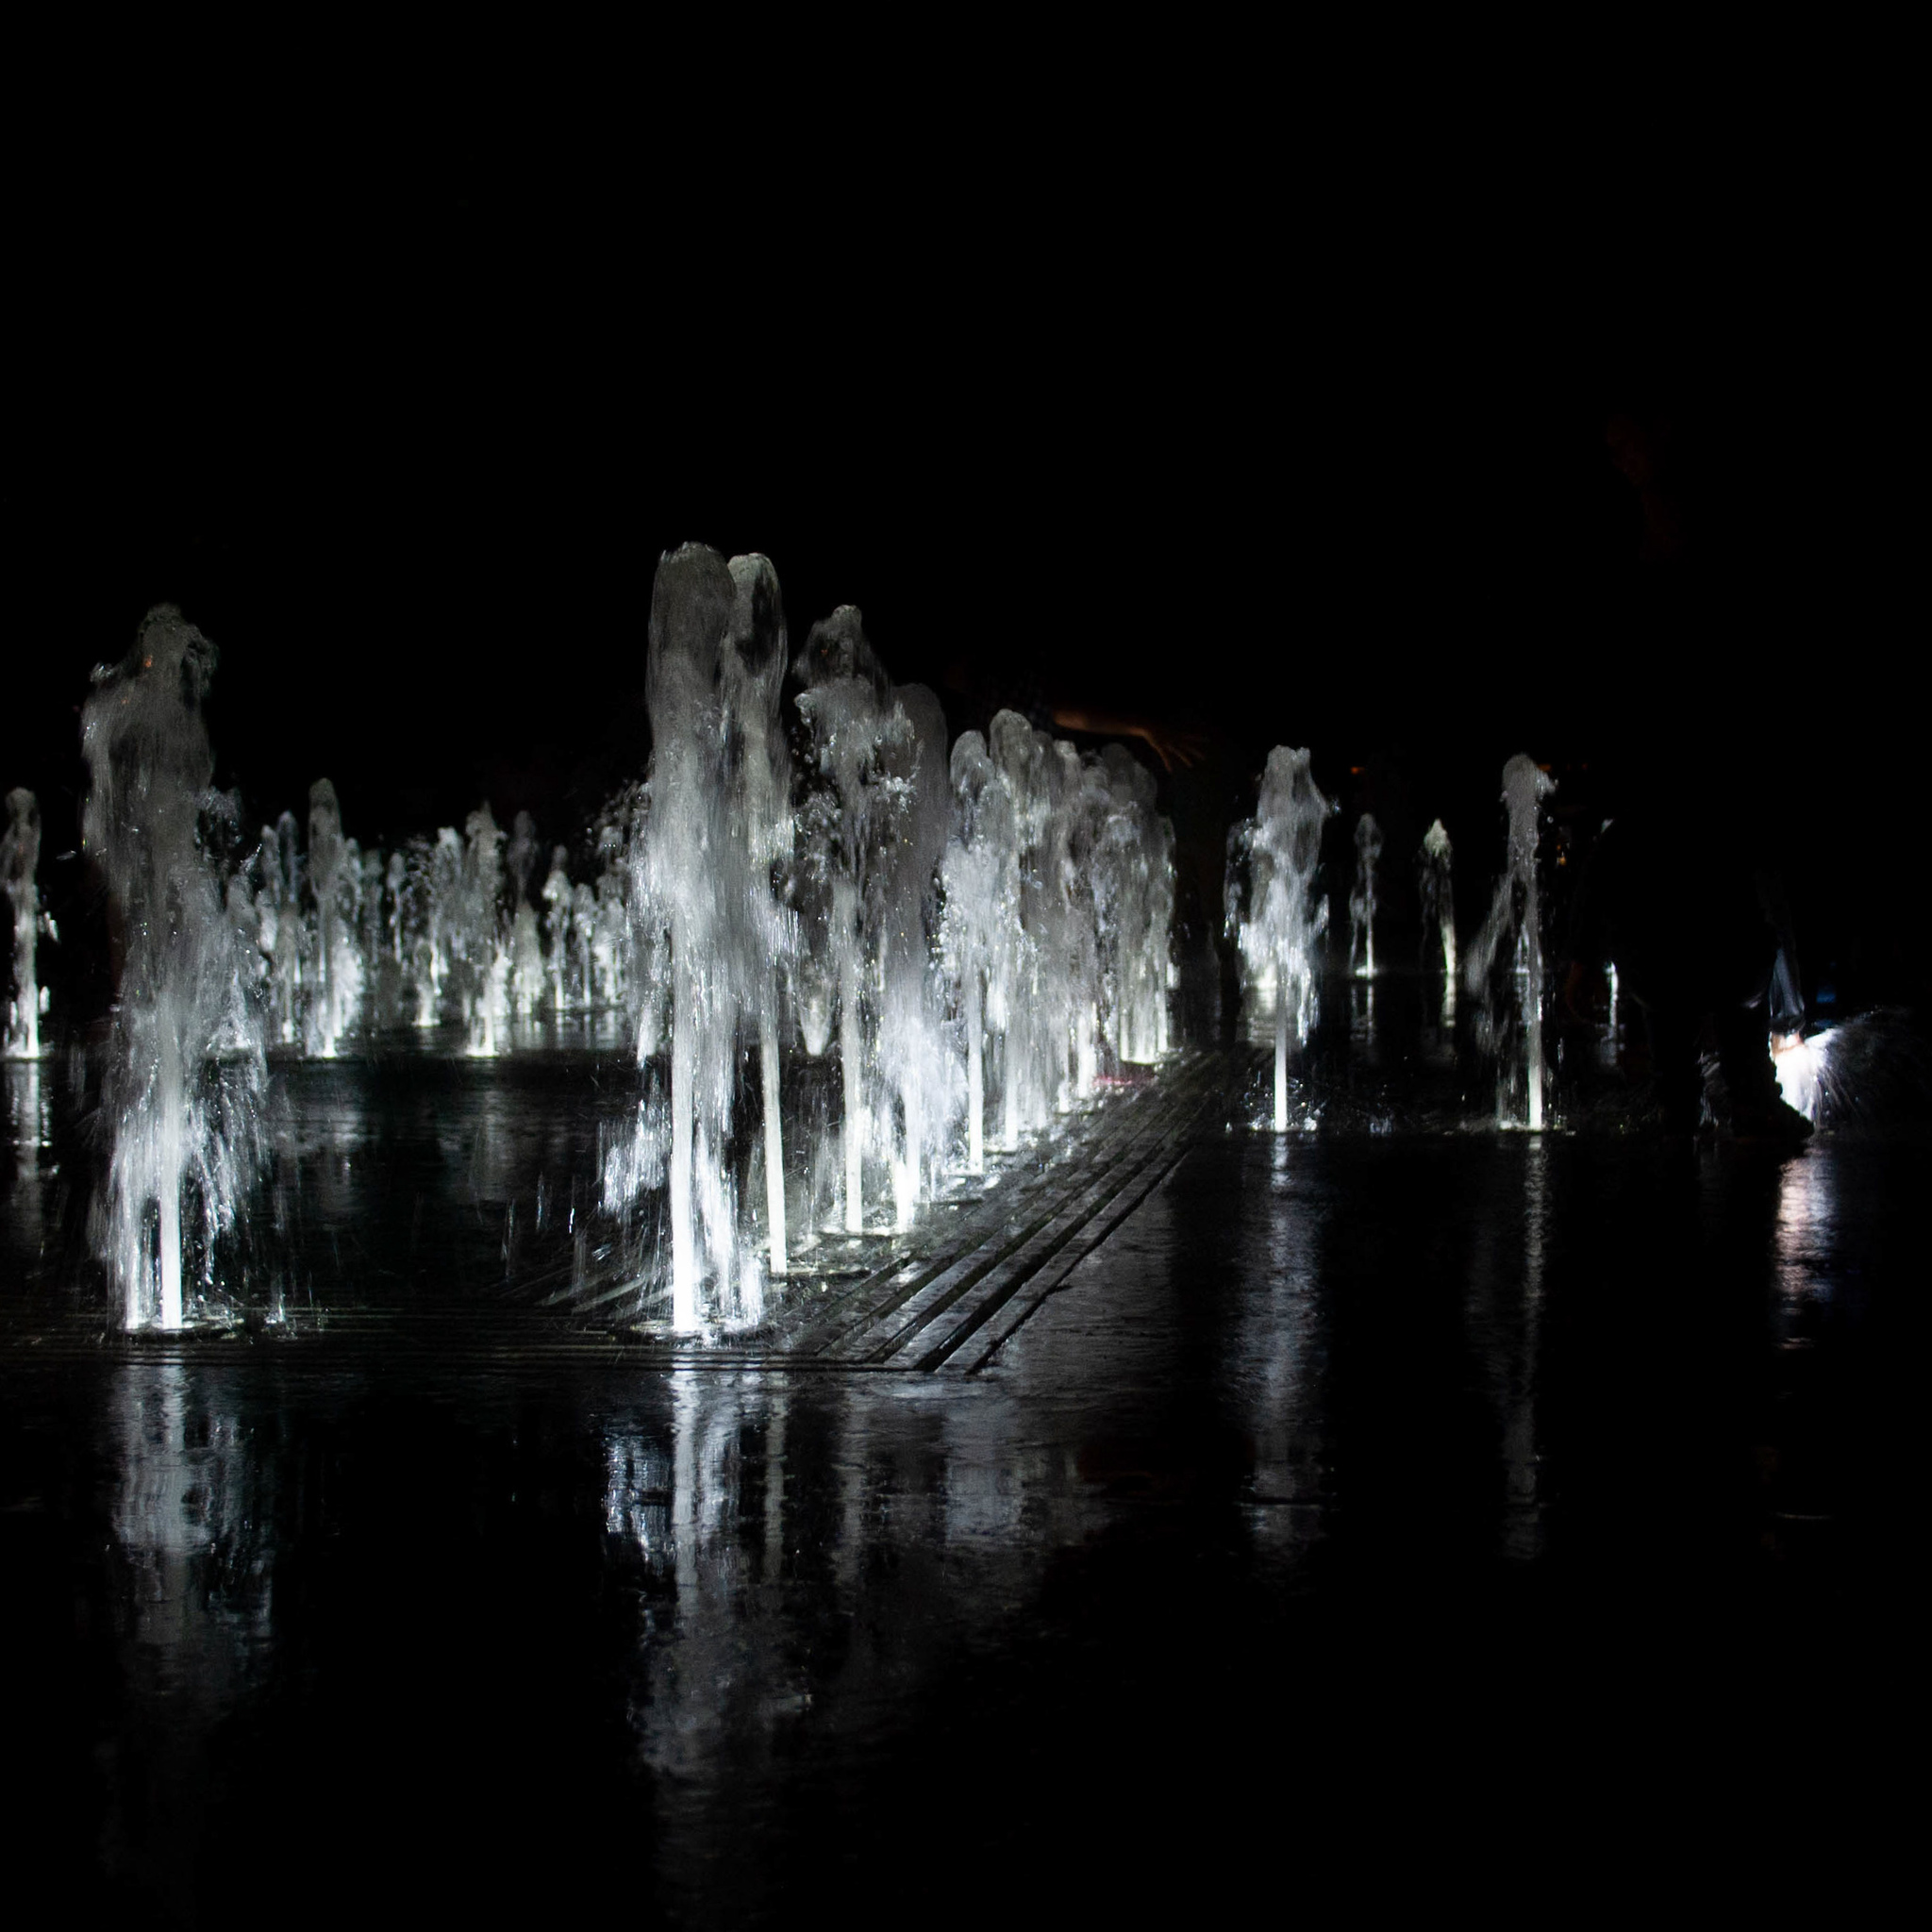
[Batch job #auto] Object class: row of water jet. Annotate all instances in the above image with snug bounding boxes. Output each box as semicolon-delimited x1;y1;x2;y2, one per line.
238;800;532;1054
1224;752;1547;1134
3;788;44;1058
60;567;1175;1327
230;783;678;1055
1231;755;1577;1129
946;718;1174;1160
1466;755;1556;1129
596;543;1177;1331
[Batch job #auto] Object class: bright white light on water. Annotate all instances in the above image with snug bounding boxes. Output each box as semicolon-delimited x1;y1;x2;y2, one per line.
1773;1029;1835;1124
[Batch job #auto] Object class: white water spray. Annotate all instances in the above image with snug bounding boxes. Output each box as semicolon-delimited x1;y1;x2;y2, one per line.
81;607;266;1329
2;790;41;1059
1349;813;1382;978
1419;818;1456;1023
1229;747;1331;1131
1466;756;1556;1130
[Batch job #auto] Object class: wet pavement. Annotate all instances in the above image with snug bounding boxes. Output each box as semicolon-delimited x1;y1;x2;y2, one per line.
0;1052;1916;1920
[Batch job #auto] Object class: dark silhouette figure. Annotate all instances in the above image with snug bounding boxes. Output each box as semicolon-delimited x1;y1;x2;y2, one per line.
1566;806;1808;1140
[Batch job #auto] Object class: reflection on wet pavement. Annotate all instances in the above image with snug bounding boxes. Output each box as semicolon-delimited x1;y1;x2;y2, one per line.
1;1058;1913;1917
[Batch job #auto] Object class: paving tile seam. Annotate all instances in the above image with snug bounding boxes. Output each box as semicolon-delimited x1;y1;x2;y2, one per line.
812;1081;1208;1361
777;1070;1203;1356
865;1117;1195;1365
958;1121;1209;1375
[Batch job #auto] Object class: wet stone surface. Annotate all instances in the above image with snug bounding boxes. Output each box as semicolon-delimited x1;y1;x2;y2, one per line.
0;1056;1915;1919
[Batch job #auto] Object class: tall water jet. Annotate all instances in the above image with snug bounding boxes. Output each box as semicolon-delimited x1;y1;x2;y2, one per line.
1228;747;1331;1132
541;846;573;1013
630;546;796;1324
2;789;42;1058
877;682;951;1226
724;552;794;1282
795;607;908;1233
358;845;386;1006
1466;756;1556;1129
1349;812;1383;978
645;545;737;1326
1058;746;1111;1102
1419;818;1456;1023
507;810;545;1018
81;607;266;1329
1419;820;1455;966
426;827;463;1020
459;807;509;1054
942;731;1019;1174
990;711;1056;1143
305;778;361;1057
256;811;305;1043
1095;745;1174;1065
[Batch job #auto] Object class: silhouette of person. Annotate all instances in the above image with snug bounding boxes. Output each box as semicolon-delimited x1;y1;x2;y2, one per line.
1565;804;1808;1140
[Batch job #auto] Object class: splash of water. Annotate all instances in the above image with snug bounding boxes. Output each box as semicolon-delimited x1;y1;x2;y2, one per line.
1772;1028;1836;1123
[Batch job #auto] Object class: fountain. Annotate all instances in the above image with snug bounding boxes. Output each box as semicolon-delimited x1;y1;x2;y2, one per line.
1349;812;1382;978
875;681;952;1228
541;845;573;1013
81;606;267;1329
508;811;546;1019
941;730;1017;1176
632;544;801;1327
1228;747;1331;1131
725;553;795;1282
1466;755;1556;1130
1419;818;1456;1022
991;712;1056;1143
1419;821;1455;968
304;779;363;1057
1100;746;1175;1067
793;605;914;1235
37;551;1183;1335
2;789;42;1058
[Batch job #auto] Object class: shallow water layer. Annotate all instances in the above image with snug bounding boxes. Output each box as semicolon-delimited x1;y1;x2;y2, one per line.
0;1057;1914;1917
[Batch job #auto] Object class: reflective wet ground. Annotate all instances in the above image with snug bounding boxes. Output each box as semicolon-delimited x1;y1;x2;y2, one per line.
1;1048;1915;1919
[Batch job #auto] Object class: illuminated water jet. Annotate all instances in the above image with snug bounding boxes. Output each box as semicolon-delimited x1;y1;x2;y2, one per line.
1419;818;1456;1021
1349;812;1382;979
2;789;42;1059
1228;747;1331;1132
82;607;267;1330
1466;755;1555;1130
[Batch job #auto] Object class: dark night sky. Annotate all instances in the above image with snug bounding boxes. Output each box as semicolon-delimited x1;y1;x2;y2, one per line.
6;142;1913;991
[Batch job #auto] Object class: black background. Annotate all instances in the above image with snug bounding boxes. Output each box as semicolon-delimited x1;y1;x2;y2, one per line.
6;133;1914;1001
